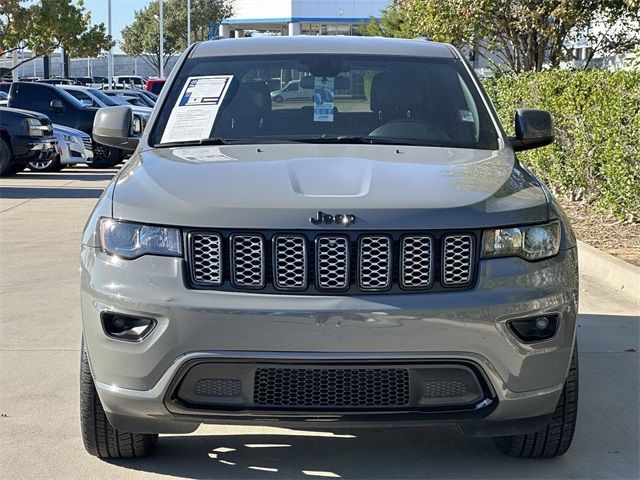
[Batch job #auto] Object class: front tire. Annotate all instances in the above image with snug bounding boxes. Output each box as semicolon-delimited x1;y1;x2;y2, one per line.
0;137;16;176
80;340;158;458
493;341;578;458
91;143;122;168
28;155;63;172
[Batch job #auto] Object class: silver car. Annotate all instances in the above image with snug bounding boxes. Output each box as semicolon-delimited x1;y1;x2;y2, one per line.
81;36;578;459
28;124;93;172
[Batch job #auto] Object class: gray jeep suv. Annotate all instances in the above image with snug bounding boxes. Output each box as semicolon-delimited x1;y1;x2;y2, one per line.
81;36;578;459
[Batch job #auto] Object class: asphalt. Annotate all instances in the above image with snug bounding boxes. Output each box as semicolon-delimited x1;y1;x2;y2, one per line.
0;166;638;480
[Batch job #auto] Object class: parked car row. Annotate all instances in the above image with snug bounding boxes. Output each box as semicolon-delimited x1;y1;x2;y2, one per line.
0;79;156;176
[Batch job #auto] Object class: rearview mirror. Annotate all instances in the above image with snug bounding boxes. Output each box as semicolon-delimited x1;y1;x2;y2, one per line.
50;99;64;113
509;109;554;151
299;75;350;90
92;106;139;151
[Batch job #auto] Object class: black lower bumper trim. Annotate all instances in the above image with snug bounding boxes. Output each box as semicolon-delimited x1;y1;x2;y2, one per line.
165;358;497;420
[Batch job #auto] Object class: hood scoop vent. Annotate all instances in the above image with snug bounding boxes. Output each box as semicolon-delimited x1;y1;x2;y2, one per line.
287;158;372;197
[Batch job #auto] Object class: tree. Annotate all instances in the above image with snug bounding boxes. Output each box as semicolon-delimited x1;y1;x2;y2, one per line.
361;0;640;72
0;0;114;72
121;0;233;76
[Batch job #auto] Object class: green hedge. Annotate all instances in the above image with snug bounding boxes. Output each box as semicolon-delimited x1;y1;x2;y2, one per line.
483;70;640;220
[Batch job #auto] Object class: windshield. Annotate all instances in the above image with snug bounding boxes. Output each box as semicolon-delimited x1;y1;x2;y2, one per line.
88;88;119;106
102;92;131;106
56;87;89;109
151;54;499;149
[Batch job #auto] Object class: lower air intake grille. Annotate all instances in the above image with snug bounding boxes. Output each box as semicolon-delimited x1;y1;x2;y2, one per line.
253;367;410;408
194;379;241;397
421;380;468;398
82;137;93;151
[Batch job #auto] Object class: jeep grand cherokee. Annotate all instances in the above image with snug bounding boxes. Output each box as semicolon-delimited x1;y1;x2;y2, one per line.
81;36;578;459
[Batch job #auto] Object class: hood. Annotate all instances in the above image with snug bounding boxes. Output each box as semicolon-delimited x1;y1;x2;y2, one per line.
131;106;153;117
0;106;51;122
53;123;89;138
112;144;548;229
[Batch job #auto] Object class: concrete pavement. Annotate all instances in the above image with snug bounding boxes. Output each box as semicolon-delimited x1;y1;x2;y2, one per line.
1;166;638;479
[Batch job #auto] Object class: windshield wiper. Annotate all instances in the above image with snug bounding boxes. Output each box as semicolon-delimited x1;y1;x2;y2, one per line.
154;138;232;148
290;136;449;147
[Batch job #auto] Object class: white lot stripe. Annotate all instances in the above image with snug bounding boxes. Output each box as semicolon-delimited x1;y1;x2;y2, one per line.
302;470;341;478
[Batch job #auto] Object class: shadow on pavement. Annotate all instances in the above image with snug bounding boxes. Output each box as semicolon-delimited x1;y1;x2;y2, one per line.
109;426;534;480
0;186;104;199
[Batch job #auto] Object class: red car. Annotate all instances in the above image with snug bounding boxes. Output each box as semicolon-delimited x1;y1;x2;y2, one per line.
145;78;166;95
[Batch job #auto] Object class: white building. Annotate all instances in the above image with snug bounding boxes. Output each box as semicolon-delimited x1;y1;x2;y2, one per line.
219;0;390;37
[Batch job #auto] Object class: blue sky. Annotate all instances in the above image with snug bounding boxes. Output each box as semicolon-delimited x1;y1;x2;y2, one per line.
83;0;151;52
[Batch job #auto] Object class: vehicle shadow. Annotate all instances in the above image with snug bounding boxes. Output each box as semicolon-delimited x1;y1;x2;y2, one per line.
108;426;531;480
0;186;104;199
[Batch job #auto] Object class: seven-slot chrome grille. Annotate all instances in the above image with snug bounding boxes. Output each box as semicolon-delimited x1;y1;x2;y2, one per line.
187;232;475;293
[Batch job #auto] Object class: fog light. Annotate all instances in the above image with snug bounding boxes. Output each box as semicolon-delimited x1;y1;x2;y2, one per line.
508;315;558;343
534;316;550;330
101;312;156;342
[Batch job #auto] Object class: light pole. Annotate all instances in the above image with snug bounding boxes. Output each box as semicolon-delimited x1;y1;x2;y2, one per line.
187;0;191;46
107;0;113;85
159;0;164;78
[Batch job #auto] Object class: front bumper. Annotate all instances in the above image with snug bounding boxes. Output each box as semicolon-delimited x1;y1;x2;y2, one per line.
12;135;57;163
81;246;578;434
57;138;93;165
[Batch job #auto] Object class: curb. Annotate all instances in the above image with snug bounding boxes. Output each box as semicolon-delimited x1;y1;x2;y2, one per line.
578;240;640;301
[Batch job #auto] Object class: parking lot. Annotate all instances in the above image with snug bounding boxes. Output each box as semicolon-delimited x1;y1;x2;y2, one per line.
0;166;638;480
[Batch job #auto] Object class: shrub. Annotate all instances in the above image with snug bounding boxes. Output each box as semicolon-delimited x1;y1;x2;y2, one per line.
483;70;640;221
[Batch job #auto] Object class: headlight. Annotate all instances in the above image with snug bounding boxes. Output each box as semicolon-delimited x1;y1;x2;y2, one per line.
99;218;182;259
61;133;81;144
482;221;561;261
26;118;50;136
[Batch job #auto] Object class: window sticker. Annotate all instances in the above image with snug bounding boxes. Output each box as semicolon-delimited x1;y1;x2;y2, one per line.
161;75;233;144
459;110;475;122
313;76;335;122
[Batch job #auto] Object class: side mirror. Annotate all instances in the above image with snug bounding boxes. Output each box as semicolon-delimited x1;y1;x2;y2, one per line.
92;106;140;151
509;109;554;152
50;99;64;113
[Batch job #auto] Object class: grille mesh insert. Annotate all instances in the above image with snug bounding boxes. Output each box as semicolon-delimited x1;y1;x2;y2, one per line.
273;235;307;290
253;367;410;407
187;231;476;292
359;236;392;290
421;380;468;398
316;236;349;290
442;234;473;286
194;379;241;397
231;234;265;288
190;233;222;286
401;236;433;288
